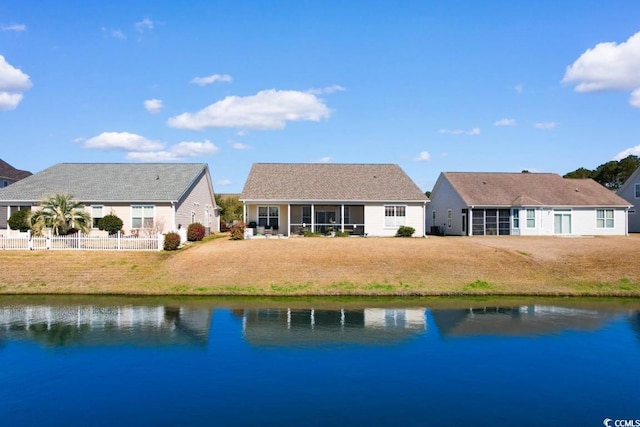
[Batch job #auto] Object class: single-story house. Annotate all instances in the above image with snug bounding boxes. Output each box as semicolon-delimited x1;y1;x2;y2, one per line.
0;162;219;235
427;172;631;236
617;165;640;233
0;159;31;188
240;163;428;237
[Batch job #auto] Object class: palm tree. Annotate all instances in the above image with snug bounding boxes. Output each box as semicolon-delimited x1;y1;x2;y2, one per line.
30;193;91;236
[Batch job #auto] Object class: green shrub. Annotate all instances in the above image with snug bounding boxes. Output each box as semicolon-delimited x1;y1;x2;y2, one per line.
334;231;350;237
187;222;206;241
7;208;30;232
164;232;181;250
303;231;322;237
98;214;123;235
396;226;415;237
229;222;245;240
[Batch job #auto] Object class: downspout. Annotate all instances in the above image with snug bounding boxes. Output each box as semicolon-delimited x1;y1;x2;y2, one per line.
171;201;176;231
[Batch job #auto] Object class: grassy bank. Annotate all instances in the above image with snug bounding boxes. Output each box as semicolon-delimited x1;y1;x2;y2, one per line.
1;235;639;297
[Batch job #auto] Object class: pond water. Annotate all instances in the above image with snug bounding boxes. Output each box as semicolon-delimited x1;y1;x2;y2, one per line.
0;296;639;426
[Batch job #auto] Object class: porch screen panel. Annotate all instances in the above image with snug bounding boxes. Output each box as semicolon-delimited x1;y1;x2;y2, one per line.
472;209;485;236
485;209;497;235
498;209;510;235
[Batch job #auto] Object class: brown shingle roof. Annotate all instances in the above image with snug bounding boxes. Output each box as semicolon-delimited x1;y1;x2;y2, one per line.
0;159;31;181
443;172;630;207
241;163;428;202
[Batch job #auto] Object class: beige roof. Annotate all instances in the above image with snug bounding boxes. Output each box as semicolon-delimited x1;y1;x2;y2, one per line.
442;172;631;207
241;163;428;202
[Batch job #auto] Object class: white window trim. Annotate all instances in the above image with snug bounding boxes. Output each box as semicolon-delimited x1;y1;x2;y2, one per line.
384;205;407;228
91;205;104;229
447;209;452;228
512;209;520;229
596;208;614;229
526;209;536;228
131;205;155;229
635;183;640;199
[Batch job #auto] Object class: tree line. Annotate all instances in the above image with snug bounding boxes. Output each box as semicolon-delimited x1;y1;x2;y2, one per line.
563;155;639;190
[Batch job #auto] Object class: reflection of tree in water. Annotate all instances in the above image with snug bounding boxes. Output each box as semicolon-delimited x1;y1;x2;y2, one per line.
27;323;91;347
629;311;640;341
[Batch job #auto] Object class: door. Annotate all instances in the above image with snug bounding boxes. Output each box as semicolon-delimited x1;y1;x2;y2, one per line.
554;210;572;235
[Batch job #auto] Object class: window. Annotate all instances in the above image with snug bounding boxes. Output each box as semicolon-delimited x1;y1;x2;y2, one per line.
385;205;406;228
526;209;536;228
132;205;154;229
636;183;640;199
302;206;311;225
512;209;520;228
431;210;436;224
2;180;8;187
596;209;614;228
258;206;279;228
447;209;452;228
91;205;104;229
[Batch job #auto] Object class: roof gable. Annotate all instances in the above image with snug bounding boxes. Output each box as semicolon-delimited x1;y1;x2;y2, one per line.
0;163;209;202
0;159;32;181
442;172;630;207
241;163;427;201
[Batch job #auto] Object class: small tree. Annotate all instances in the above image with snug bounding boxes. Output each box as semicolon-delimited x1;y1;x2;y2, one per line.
187;222;206;241
98;214;123;235
7;208;31;232
30;193;91;236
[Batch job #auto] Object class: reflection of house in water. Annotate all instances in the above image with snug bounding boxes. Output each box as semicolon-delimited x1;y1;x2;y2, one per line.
236;308;426;347
431;305;613;338
0;305;211;348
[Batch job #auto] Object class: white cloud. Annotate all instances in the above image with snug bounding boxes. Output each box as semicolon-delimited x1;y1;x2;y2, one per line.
217;179;232;186
102;27;126;39
563;31;640;108
315;157;333;163
135;18;154;33
83;132;164;151
515;84;523;94
494;118;516;127
534;121;557;130
167;89;332;130
190;74;233;86
1;24;26;32
630;89;640;108
231;141;251;150
144;98;163;114
614;145;640;160
438;127;480;136
308;85;346;95
171;140;219;156
563;32;640;92
414;151;431;161
0;55;32;110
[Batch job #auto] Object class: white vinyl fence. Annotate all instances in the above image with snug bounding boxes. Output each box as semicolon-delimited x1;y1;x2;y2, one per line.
0;230;164;251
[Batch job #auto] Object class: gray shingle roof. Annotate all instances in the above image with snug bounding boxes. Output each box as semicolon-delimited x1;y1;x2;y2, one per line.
241;163;428;202
0;163;209;202
443;172;631;207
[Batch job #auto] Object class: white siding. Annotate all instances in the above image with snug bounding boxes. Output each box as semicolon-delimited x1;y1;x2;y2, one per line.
364;203;425;237
426;175;468;235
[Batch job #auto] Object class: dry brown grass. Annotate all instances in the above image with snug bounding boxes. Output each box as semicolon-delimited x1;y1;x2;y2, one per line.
1;234;640;296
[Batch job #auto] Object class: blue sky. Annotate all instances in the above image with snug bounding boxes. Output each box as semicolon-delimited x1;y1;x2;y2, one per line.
1;1;640;193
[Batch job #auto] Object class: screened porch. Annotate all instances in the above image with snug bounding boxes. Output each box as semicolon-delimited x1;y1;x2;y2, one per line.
289;204;365;236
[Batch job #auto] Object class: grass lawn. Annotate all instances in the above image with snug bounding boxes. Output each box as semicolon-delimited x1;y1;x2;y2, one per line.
1;234;639;296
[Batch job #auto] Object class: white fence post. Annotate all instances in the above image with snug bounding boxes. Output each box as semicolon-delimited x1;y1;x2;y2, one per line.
158;234;164;251
117;231;121;250
46;229;52;250
27;230;32;250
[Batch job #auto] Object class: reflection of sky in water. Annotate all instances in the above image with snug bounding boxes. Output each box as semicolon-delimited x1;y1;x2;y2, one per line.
0;301;638;426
